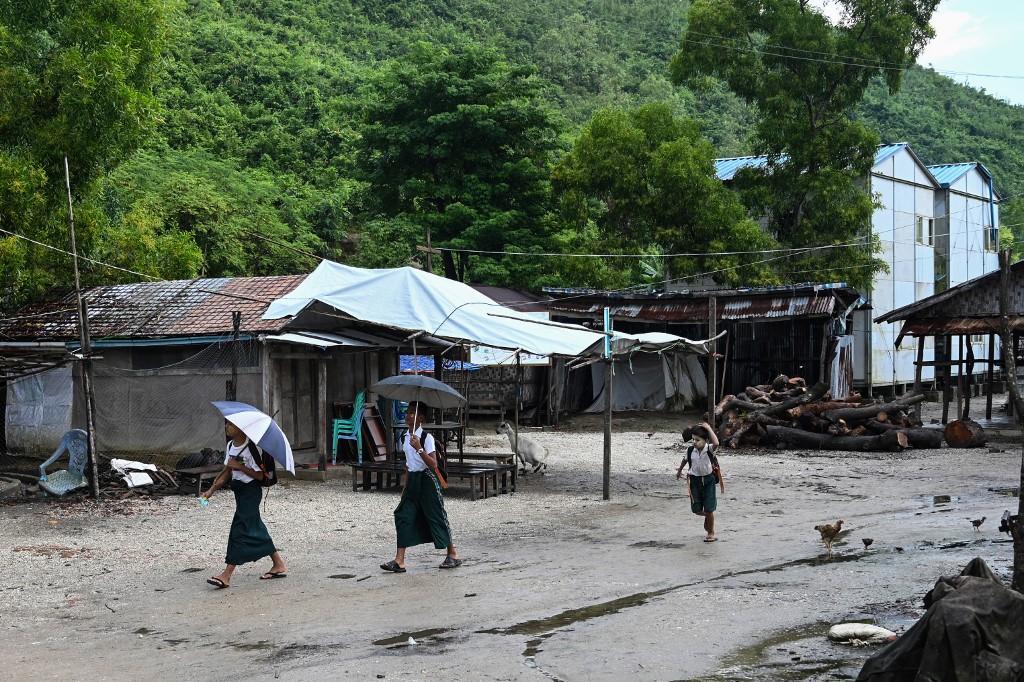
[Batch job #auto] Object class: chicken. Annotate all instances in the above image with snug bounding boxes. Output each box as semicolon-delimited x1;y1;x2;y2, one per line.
971;516;986;532
861;538;874;549
814;519;844;555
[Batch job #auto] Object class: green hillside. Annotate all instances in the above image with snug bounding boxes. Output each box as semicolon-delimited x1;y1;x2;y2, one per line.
18;0;1024;297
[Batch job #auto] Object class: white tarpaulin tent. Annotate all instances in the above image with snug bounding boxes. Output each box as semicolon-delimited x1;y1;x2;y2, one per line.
264;261;711;358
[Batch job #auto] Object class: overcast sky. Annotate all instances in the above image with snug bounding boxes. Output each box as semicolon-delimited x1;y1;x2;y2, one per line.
811;0;1024;106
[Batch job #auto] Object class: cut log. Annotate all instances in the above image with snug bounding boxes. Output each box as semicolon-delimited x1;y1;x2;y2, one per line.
766;426;909;452
761;381;830;418
751;413;793;428
788;377;807;388
796;413;832;433
824;393;925;423
754;396;773;405
902;428;944;449
713;394;736;420
746;386;769;400
944;418;987;448
771;374;790;391
787;401;862;418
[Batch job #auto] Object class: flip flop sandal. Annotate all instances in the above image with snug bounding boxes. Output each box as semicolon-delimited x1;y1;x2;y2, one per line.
704;537;718;543
260;572;288;580
206;577;230;589
439;556;463;569
380;560;406;573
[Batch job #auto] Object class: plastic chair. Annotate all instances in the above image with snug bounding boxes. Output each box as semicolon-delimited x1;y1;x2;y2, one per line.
331;391;366;464
39;429;89;496
392;400;409;453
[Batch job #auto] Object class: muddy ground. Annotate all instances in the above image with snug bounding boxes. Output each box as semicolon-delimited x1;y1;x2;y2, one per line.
0;424;1019;681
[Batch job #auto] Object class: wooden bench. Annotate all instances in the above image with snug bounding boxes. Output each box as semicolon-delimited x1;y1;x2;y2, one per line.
349;459;516;501
446;461;516;500
350;460;404;492
176;464;223;496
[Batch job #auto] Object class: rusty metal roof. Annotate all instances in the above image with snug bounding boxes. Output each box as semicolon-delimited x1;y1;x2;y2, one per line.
900;318;1024;336
549;289;853;322
0;275;307;342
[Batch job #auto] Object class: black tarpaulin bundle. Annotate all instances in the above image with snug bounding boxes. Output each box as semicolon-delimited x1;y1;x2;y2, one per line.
858;558;1024;682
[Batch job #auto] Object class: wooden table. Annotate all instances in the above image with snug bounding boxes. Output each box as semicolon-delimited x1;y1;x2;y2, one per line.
422;421;465;459
175;465;223;496
349;458;515;501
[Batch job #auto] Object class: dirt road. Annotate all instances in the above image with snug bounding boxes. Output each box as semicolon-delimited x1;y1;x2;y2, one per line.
1;429;1018;681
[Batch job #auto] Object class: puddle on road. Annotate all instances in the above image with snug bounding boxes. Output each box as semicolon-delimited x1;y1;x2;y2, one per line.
989;487;1019;497
631;540;686;549
226;640;273;651
481;550;880;655
373;628;452;648
693;621;863;682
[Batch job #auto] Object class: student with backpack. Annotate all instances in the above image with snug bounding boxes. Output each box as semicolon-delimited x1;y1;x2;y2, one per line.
202;420;287;588
676;421;725;543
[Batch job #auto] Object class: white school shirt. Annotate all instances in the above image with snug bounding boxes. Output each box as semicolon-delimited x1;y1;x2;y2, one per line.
687;443;716;477
225;439;259;483
403;427;436;472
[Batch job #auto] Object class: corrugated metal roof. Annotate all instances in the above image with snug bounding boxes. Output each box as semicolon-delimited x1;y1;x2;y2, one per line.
0;274;307;341
714;143;915;181
927;161;996;189
873;142;908;166
901;317;1024;336
713;155;774;181
550;294;837;322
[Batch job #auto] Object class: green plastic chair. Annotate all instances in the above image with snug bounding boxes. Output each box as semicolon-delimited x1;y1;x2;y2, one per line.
332;391;366;464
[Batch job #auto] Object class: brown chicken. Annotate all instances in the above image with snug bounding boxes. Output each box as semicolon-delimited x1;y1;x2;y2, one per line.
814;519;844;555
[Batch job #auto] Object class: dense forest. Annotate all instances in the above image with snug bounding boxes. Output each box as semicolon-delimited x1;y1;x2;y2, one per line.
3;0;1024;310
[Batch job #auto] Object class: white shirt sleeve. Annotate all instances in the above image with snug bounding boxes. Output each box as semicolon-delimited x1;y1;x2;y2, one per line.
423;433;436;454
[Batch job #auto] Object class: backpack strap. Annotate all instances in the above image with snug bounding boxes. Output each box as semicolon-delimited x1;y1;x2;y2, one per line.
685;445;695;470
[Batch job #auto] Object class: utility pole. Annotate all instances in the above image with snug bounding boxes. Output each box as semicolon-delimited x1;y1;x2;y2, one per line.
603;307;613;501
426;226;433;273
64;156;100;499
706;296;718;421
227;311;241;400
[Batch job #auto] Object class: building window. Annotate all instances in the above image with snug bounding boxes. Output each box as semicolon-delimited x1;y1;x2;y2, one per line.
984;226;998;252
916;216;934;246
971;334;988;345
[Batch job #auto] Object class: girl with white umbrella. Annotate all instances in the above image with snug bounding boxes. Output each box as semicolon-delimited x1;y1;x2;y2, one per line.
203;402;294;588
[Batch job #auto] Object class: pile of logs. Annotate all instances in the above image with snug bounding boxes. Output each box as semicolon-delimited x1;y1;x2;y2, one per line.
711;375;943;452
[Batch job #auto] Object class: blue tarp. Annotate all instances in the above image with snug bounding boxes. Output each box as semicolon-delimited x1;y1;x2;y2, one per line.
399;355;480;374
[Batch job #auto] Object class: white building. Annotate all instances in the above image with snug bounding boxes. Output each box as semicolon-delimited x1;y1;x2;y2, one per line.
715;143;1001;393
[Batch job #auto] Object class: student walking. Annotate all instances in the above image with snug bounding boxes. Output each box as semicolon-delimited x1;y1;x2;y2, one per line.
380;402;461;572
203;421;287;588
676;421;725;542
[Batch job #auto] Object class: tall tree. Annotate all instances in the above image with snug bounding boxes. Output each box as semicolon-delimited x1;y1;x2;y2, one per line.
0;0;187;311
552;103;778;288
357;41;562;286
670;0;938;291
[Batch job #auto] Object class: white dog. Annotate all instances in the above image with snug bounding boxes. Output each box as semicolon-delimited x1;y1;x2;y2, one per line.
496;422;548;474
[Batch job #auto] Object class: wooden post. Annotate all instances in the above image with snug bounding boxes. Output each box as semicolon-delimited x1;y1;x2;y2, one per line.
706;296;717;420
260;342;272;413
513;352;521;456
987;333;996;420
227;311;241;401
64;156;100;499
957;335;966;419
426;226;433;273
603;307;612;501
942;335;951;424
914;339;925;419
318;358;328;471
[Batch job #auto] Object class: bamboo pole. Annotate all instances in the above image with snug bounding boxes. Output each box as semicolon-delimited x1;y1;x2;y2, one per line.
64;156;100;499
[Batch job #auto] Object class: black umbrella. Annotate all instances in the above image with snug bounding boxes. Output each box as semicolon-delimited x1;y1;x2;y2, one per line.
370;374;467;409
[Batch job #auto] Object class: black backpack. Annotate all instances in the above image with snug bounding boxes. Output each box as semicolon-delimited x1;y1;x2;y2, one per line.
229;439;277;487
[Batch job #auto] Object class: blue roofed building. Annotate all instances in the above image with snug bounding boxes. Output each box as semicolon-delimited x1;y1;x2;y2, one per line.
714;143;1001;394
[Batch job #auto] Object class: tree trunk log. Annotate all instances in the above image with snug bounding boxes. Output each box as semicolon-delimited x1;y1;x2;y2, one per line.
787;401;861;418
761;381;830;418
901;428;944;449
765;425;909;451
944;418;987;448
824;393;925;423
